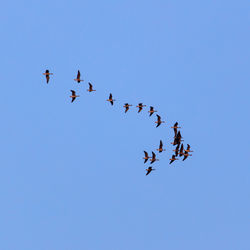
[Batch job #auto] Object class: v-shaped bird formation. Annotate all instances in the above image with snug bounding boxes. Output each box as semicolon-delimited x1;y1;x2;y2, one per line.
43;69;193;176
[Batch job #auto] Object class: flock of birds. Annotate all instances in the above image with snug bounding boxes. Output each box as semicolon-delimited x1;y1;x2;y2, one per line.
43;69;193;176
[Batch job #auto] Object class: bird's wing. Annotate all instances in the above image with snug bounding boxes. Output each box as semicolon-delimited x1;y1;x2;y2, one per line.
144;151;148;157
183;155;188;161
156;123;160;128
144;158;148;164
174;122;178;127
174;128;177;137
125;107;129;113
138;107;142;113
175;150;178;157
110;100;114;105
77;70;80;79
160;140;163;148
46;75;50;83
71;97;76;103
109;93;112;99
169;159;174;164
187;144;190;150
152;152;155;158
179;144;184;155
150;106;153;111
89;83;93;89
71;90;76;95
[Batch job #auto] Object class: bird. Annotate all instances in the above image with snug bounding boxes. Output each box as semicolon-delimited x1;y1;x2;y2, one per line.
150;151;159;164
87;82;96;92
143;151;152;163
179;143;184;157
123;103;132;113
169;155;178;164
183;152;192;161
155;115;165;128
136;103;146;113
148;106;157;116
173;143;180;157
43;69;53;84
106;93;115;105
74;70;84;83
146;166;155;176
171;131;183;145
157;140;165;153
70;90;80;103
171;122;181;138
184;144;193;153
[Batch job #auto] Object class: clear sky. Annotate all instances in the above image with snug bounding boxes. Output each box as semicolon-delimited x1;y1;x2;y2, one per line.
0;1;249;249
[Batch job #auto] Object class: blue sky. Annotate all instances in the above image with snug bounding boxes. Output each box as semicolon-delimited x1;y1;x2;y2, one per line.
0;1;249;249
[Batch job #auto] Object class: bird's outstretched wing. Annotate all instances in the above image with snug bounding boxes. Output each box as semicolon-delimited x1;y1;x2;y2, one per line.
77;70;80;79
152;151;156;158
183;154;188;161
71;90;76;95
71;97;76;103
174;127;177;137
175;144;180;157
179;144;184;156
157;115;161;122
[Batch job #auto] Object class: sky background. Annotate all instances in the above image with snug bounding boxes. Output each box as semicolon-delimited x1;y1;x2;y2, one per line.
0;0;249;249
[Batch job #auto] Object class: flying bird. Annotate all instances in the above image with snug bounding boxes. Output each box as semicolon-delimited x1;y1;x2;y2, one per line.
173;143;180;157
74;70;84;83
155;115;165;128
123;103;132;113
43;69;53;84
183;152;192;161
169;155;178;164
136;103;146;113
146;166;155;176
148;106;157;116
106;93;115;105
143;151;151;163
184;144;193;153
157;140;165;153
171;131;183;145
171;122;181;138
150;151;159;164
179;144;184;157
70;90;80;103
87;82;96;92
